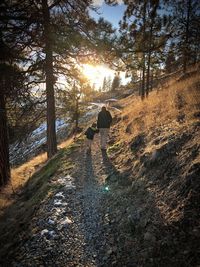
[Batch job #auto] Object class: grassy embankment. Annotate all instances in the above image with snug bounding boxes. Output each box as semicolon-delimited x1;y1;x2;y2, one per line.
104;69;200;266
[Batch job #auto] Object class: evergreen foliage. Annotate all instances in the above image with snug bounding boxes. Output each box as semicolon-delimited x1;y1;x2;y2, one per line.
111;74;121;91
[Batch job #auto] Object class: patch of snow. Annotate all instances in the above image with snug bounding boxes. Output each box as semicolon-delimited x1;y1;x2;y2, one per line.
66;174;74;180
55;118;68;131
9;118;69;165
58;217;73;229
31;122;46;136
57;217;73;230
65;182;76;190
55;192;65;198
47;219;55;225
54;199;64;206
60;217;73;225
48;230;56;237
51;207;63;215
90;102;105;108
56;175;75;190
41;229;49;236
105;98;118;102
110;106;122;112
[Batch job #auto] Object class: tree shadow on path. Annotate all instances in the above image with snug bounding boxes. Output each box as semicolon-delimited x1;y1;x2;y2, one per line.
84;151;97;184
82;151;106;266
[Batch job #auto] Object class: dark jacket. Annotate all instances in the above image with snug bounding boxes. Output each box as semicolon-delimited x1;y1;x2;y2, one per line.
97;109;112;128
85;127;99;140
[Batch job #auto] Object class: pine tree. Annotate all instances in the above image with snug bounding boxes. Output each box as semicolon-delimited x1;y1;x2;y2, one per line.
118;0;169;99
0;38;25;186
59;75;92;130
165;44;177;73
145;0;160;97
107;76;112;91
41;0;57;158
0;0;97;159
169;0;200;73
111;73;121;91
102;77;107;92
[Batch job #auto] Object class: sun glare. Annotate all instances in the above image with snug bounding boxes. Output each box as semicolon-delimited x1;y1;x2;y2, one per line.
81;64;131;90
81;64;115;90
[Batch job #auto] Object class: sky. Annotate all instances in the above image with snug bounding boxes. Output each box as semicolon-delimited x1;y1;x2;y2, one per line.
90;1;126;29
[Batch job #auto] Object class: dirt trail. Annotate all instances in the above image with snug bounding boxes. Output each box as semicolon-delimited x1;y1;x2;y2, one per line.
10;136;119;267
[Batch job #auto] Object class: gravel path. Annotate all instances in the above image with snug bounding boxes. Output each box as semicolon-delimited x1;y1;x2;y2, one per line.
11;138;115;267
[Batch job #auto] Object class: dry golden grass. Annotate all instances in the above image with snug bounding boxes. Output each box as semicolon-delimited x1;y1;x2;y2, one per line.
11;153;47;189
58;136;74;148
0;137;75;211
120;73;200;139
0;152;47;211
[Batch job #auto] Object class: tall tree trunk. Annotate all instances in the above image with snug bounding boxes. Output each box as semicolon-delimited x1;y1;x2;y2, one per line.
183;0;191;73
42;0;57;158
146;24;153;97
146;50;151;97
75;98;79;129
141;55;146;100
146;0;159;97
150;70;153;91
141;1;147;100
139;70;142;96
0;93;10;186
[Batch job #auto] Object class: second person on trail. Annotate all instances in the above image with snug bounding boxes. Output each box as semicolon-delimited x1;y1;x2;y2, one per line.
84;122;99;153
97;106;112;151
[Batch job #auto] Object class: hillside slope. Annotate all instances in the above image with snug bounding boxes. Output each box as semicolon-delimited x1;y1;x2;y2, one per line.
0;71;199;267
103;71;200;266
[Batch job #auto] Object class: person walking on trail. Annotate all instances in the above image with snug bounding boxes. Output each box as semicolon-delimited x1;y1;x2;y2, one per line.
84;122;99;153
97;106;112;150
